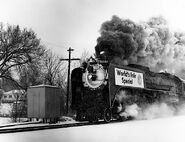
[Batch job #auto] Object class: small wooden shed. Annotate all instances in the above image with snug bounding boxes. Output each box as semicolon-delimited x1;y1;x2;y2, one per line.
27;85;63;119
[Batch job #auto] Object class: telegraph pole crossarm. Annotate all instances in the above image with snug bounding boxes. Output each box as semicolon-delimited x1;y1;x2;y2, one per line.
60;58;80;61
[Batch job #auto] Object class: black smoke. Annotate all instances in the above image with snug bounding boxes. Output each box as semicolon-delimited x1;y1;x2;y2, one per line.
95;15;185;79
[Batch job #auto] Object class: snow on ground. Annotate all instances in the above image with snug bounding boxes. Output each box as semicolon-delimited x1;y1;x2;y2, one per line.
0;117;12;125
0;117;29;126
0;103;12;117
1;115;185;142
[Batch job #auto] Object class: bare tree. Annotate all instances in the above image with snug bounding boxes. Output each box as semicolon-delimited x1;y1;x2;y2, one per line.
42;49;66;86
0;24;44;86
18;62;43;90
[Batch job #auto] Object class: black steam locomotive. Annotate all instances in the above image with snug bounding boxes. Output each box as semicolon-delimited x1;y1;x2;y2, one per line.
71;57;185;122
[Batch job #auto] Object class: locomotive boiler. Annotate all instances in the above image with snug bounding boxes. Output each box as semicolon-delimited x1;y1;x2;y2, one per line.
71;57;185;122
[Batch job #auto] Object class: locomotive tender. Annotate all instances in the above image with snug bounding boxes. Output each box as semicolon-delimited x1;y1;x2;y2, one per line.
71;57;185;122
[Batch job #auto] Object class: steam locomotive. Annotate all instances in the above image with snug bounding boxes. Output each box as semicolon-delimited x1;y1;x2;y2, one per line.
71;57;185;122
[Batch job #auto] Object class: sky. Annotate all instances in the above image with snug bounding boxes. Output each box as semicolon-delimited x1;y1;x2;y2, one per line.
0;0;185;58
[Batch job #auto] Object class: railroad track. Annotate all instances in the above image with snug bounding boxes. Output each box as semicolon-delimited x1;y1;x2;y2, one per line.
0;121;41;129
0;120;116;134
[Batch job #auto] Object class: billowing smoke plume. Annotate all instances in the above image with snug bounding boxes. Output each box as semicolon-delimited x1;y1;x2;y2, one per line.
95;15;185;79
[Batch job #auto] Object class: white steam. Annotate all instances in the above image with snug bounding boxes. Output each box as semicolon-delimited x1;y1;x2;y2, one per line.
121;103;185;120
120;104;139;118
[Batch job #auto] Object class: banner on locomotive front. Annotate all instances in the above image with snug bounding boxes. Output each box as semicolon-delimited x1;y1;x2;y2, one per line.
114;67;144;88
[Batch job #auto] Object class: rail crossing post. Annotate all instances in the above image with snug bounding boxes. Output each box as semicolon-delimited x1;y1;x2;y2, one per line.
60;47;80;114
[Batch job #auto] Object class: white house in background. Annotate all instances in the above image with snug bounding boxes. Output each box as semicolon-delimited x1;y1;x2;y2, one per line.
1;90;25;103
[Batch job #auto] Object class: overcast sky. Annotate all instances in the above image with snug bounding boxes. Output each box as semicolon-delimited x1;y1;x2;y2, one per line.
0;0;185;58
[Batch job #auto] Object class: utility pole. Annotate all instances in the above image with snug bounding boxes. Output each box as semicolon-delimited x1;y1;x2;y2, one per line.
60;47;80;114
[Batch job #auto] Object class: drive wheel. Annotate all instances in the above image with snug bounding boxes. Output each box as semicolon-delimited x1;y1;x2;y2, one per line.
103;108;112;123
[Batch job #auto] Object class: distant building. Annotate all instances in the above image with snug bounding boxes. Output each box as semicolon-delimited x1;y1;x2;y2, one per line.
1;90;26;103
